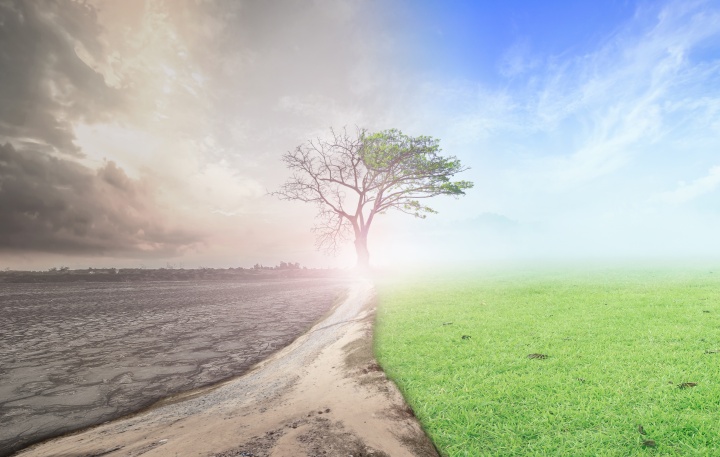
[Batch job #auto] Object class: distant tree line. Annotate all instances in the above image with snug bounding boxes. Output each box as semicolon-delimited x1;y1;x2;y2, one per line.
253;261;302;270
0;262;343;284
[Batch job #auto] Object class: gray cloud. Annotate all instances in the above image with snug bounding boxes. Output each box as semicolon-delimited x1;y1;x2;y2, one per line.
0;0;121;156
0;0;425;267
181;1;409;157
0;142;200;256
0;1;202;259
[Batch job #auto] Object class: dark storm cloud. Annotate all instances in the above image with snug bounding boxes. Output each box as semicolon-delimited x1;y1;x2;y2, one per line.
0;142;200;255
0;0;120;156
0;1;200;257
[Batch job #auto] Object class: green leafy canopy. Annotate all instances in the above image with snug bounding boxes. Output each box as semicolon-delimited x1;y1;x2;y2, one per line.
359;128;473;218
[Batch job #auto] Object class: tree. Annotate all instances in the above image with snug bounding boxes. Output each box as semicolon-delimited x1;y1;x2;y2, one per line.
273;127;473;270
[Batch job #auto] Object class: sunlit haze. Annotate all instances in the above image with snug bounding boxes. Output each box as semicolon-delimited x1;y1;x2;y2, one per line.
2;0;719;271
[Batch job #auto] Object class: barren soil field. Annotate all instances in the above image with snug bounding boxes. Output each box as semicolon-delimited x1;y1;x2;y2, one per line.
0;277;350;456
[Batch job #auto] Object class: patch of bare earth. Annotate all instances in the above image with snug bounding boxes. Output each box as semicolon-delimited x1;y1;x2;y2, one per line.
18;280;438;457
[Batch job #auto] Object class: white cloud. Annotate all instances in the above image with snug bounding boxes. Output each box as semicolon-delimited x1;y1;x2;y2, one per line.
499;40;540;78
455;0;720;196
658;166;720;204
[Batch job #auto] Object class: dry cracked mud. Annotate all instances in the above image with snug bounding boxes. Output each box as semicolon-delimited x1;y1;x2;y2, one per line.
0;277;350;456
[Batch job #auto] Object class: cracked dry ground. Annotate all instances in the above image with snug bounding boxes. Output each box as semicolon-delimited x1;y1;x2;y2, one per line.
0;277;350;456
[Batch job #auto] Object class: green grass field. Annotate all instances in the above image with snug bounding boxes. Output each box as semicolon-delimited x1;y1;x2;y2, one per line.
374;267;720;456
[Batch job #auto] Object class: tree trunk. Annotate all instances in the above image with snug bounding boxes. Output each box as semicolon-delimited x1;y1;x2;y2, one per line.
354;235;370;271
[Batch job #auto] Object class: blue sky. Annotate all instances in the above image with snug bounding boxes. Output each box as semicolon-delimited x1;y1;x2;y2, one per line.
1;0;719;269
372;0;720;265
397;0;641;83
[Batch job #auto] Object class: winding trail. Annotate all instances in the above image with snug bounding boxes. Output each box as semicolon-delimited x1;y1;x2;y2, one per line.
18;279;438;457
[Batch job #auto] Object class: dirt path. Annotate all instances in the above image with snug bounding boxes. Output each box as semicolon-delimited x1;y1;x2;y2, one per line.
18;279;439;457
